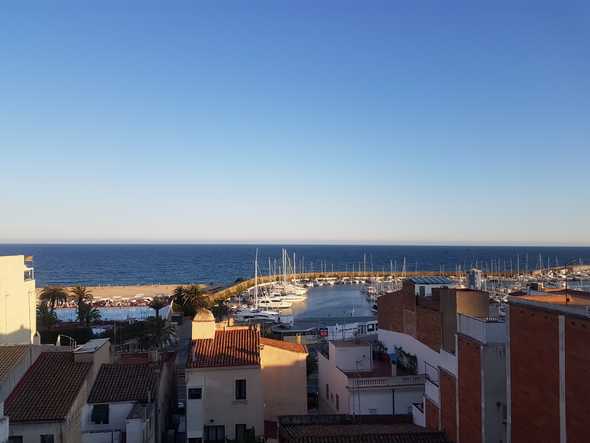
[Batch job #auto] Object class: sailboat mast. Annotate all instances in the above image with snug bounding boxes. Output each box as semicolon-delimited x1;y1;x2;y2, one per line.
255;248;259;308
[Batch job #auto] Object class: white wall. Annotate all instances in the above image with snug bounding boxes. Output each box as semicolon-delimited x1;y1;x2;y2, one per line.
82;403;134;433
82;431;121;443
317;352;351;414
186;367;264;440
329;343;372;372
0;414;8;443
378;329;440;374
0;256;36;345
8;422;63;443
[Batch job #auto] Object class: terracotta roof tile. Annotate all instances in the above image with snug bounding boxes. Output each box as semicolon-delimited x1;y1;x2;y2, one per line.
0;345;27;380
188;329;260;368
260;337;307;354
5;352;92;423
88;363;159;404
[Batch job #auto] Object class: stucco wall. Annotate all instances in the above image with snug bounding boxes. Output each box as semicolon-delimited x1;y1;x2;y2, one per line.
0;256;36;345
260;345;307;420
186;366;264;440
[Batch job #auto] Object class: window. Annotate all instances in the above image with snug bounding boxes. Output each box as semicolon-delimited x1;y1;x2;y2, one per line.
235;424;247;442
40;436;54;443
325;383;329;399
8;437;23;443
419;286;426;296
188;387;202;399
235;379;247;400
91;404;109;424
204;425;225;442
335;394;339;411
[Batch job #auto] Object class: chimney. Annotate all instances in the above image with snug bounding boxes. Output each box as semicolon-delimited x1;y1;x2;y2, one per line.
192;309;216;340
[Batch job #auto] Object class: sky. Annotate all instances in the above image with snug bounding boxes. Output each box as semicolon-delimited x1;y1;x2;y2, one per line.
1;1;589;245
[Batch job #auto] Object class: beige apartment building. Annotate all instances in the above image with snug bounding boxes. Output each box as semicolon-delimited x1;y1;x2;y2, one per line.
185;310;307;442
0;256;36;345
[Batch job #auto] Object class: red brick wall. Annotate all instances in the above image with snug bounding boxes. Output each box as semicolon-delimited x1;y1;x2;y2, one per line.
458;335;482;443
565;316;590;443
377;292;404;332
403;309;417;337
509;305;560;443
440;370;457;443
416;306;441;351
425;398;439;431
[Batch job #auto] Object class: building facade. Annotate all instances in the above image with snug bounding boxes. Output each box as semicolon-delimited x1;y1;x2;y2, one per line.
377;278;500;441
185;310;307;442
0;256;36;346
508;292;590;443
317;340;424;416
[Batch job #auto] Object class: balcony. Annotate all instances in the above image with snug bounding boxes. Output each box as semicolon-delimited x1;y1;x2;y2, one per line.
24;267;34;281
457;314;506;344
348;373;425;390
411;402;425;427
424;361;439;405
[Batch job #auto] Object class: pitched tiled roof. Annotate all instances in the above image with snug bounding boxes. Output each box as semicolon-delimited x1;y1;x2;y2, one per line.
88;363;159;404
5;352;92;423
279;416;450;443
282;434;450;443
0;345;27;380
188;328;260;368
261;337;307;354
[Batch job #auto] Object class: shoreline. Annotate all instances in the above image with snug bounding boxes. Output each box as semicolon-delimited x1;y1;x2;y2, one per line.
36;283;207;301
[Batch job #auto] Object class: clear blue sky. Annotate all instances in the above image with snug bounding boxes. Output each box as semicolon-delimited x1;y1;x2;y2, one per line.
1;1;589;245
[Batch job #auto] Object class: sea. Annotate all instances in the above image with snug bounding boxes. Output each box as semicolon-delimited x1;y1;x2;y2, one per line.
1;244;589;287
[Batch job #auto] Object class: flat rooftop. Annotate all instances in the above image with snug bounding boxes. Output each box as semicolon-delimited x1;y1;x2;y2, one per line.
510;290;590;318
331;339;372;348
409;276;453;285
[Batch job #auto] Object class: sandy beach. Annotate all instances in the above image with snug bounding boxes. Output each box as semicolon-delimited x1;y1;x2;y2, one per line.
35;284;204;301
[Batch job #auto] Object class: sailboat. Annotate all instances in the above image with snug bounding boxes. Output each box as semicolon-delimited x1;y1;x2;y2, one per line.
234;249;283;322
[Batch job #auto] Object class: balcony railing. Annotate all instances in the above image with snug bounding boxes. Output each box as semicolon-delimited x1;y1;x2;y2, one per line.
424;361;439;386
457;314;506;344
348;373;425;389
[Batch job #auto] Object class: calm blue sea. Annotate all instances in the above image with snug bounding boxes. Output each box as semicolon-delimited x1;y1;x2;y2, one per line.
0;244;589;287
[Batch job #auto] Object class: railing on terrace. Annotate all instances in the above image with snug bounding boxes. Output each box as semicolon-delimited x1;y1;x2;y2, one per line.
457;313;507;344
348;373;425;389
424;361;439;386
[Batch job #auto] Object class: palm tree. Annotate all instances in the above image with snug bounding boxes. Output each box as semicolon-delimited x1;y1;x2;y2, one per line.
149;296;168;319
70;285;93;324
172;285;210;317
36;301;58;330
39;286;68;312
77;301;101;326
142;317;176;349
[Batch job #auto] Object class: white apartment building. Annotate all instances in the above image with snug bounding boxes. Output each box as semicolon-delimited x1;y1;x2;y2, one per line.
0;256;36;346
317;340;424;416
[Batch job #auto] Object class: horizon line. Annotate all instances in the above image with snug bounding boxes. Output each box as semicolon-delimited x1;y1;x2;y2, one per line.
1;241;590;248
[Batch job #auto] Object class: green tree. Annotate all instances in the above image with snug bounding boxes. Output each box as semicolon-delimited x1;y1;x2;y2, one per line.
77;301;102;326
36;301;58;330
39;286;68;312
172;285;210;317
149;296;168;319
70;285;93;324
142;317;176;349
